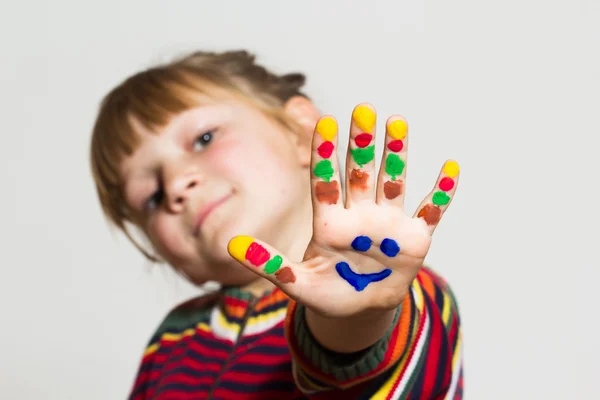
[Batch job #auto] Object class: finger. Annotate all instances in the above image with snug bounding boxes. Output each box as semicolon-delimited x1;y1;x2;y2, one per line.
376;115;409;207
311;115;343;214
412;160;460;234
345;103;377;207
227;235;304;294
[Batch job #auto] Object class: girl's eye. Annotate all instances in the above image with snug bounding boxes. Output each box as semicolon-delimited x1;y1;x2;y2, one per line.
145;189;164;211
192;131;213;152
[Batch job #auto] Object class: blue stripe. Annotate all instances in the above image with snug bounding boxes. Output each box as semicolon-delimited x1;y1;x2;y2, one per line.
243;344;290;356
218;378;296;393
227;360;292;374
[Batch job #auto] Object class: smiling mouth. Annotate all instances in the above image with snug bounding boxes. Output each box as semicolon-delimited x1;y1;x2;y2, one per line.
193;192;233;236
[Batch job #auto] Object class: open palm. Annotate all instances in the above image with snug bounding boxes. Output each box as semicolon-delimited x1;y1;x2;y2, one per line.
228;103;459;318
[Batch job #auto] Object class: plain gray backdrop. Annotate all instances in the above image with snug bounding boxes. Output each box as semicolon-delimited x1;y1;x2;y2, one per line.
1;0;598;398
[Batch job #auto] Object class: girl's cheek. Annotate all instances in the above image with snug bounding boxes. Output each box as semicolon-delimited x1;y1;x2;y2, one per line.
147;216;186;258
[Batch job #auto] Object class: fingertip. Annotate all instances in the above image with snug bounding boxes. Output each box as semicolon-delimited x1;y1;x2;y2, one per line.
352;103;377;133
442;160;460;178
227;235;254;263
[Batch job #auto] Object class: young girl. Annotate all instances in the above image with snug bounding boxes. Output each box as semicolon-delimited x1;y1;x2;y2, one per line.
90;50;463;399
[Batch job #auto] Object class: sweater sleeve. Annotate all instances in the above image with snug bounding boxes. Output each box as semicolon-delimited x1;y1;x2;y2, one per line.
284;266;464;399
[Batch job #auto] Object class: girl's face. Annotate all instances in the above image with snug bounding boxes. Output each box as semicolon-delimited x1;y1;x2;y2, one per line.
120;95;316;285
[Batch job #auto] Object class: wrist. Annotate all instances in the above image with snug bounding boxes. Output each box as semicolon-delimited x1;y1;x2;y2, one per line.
305;306;398;353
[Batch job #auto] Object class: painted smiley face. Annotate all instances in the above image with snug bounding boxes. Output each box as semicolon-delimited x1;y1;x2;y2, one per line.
335;236;399;292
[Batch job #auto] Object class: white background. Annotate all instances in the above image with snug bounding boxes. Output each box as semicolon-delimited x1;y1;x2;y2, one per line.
1;0;598;398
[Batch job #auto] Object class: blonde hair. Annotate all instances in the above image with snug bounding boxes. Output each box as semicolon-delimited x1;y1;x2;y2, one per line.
90;50;308;261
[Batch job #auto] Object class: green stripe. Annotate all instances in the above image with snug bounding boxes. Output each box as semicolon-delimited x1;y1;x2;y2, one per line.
293;303;402;383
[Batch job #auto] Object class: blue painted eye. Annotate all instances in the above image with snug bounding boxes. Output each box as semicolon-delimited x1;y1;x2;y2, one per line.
380;238;400;257
351;236;372;252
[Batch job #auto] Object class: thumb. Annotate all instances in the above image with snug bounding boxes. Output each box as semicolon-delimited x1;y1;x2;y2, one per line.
227;235;301;290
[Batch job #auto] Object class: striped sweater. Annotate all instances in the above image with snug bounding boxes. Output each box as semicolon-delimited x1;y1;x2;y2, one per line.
128;266;463;399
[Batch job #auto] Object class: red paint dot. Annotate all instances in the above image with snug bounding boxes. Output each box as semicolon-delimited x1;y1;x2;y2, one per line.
439;177;454;191
245;242;270;266
355;133;372;148
387;140;403;152
317;141;334;158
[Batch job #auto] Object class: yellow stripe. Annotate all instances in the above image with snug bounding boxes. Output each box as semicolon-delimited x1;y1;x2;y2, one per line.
162;328;195;342
412;279;425;313
371;335;415;399
372;282;426;399
452;328;462;368
143;343;159;357
216;309;241;336
442;291;451;326
246;307;287;328
142;322;211;357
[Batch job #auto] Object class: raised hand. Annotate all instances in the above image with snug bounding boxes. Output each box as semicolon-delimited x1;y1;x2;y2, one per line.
228;103;459;318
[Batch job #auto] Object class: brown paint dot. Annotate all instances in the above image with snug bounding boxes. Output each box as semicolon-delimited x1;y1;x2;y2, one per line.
275;267;296;283
417;204;442;225
315;181;339;204
349;169;369;190
384;180;404;199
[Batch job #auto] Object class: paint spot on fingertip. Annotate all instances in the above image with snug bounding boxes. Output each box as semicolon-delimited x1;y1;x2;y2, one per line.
355;133;373;148
388;120;408;140
387;140;403;153
417;204;442;225
275;267;296;283
443;161;460;178
264;255;283;274
432;191;451;206
439;177;454;192
380;238;400;257
351;235;373;252
314;160;334;182
349;169;369;190
316;117;337;141
385;154;405;180
227;235;255;263
350;146;375;167
352;105;376;132
384;180;404;199
315;181;339;204
317;141;334;159
246;242;271;266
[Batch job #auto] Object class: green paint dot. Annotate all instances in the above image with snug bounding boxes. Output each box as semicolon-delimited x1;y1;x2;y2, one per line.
432;191;450;206
264;255;283;274
314;160;334;182
350;145;375;167
385;154;405;180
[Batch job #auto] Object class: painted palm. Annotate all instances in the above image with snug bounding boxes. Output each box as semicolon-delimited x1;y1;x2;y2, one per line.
228;104;459;317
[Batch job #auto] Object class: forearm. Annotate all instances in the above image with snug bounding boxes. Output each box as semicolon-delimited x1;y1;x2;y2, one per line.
305;306;398;353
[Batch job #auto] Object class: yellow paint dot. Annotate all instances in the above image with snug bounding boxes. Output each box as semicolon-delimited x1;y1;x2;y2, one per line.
315;117;337;142
443;161;460;178
227;235;254;263
388;120;408;140
352;105;376;132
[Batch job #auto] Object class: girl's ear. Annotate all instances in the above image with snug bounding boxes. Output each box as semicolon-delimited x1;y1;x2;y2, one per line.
284;96;321;167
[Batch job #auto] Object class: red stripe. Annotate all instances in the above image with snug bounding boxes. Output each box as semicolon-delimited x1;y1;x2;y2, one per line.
235;352;290;366
421;296;442;398
212;388;298;400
